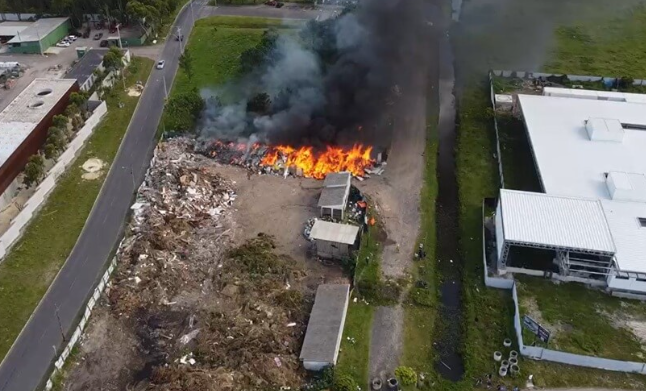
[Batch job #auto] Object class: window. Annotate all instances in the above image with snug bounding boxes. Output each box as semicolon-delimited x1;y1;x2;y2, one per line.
639;217;646;228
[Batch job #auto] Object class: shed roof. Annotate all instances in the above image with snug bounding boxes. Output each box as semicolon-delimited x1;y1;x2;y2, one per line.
318;186;348;208
323;171;351;188
300;284;350;363
7;18;68;44
64;49;108;86
310;220;360;245
499;189;615;254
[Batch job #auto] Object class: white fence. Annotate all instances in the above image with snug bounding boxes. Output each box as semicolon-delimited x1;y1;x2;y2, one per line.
44;256;117;390
482;209;646;373
0;101;108;262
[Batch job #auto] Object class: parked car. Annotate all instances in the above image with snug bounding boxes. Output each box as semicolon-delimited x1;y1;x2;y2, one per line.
156;60;165;70
56;41;70;47
93;32;103;40
68;35;77;41
276;2;284;7
100;39;109;47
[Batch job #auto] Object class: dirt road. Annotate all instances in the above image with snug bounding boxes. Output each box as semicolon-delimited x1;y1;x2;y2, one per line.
361;0;441;382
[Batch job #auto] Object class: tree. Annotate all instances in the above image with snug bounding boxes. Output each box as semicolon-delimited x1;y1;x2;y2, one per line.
23;155;45;188
47;126;68;152
52;114;68;129
44;143;58;160
65;103;80;117
69;91;89;107
246;92;271;114
163;89;204;132
103;46;125;72
179;49;193;80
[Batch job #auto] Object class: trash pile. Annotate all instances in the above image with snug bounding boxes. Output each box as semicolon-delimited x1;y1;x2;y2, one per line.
103;137;309;390
195;139;387;180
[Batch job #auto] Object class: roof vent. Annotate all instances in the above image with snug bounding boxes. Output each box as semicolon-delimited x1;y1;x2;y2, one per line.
28;100;44;109
606;172;646;202
36;88;52;96
586;117;624;142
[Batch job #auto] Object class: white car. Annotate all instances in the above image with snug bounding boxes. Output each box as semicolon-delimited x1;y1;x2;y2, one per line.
68;35;77;41
56;41;70;47
156;60;165;70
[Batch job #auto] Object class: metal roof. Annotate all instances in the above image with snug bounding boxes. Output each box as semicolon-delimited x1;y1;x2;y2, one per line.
600;200;646;273
64;49;108;86
0;22;31;37
499;190;615;254
300;284;350;363
309;220;360;245
7;18;68;44
323;171;351;188
318;186;348;208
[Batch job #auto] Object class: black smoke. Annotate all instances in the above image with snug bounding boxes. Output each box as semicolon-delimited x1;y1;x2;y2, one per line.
198;0;435;148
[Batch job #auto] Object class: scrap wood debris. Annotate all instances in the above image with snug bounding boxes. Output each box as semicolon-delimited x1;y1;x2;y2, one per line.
98;137;310;390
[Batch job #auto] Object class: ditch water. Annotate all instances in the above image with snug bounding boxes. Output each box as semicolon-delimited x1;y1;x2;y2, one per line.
432;6;465;381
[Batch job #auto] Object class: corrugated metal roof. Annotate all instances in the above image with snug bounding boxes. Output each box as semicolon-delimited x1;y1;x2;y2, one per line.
323;172;351;188
309;220;359;245
318;186;347;208
7;18;69;44
500;190;615;253
300;284;350;363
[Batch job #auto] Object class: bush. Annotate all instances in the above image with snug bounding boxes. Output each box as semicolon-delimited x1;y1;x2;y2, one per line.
395;366;417;386
409;286;434;307
333;374;358;391
23;154;45;188
163;89;205;132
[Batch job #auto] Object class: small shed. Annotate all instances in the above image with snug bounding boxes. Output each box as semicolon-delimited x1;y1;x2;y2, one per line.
319;171;351;220
309;220;360;260
300;284;350;371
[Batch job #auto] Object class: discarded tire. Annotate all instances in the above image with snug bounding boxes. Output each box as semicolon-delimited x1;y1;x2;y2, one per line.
499;366;508;377
503;338;512;347
387;377;399;391
372;378;383;390
510;364;520;377
501;360;509;369
494;351;503;361
509;350;518;359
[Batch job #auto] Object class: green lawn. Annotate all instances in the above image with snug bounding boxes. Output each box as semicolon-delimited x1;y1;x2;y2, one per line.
544;6;646;77
335;299;374;388
517;276;646;361
0;57;154;361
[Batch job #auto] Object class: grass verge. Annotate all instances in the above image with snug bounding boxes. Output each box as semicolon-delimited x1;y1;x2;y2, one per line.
0;57;154;361
335;299;374;387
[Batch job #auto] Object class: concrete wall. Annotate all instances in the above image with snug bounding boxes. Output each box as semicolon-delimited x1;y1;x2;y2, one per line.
0;101;107;263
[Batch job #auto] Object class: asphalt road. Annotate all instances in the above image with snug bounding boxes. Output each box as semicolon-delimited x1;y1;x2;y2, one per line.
0;3;198;390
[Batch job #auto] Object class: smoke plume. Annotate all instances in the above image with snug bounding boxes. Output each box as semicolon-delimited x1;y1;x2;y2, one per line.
198;0;434;148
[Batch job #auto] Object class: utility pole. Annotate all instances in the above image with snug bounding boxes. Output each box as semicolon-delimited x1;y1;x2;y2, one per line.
54;304;66;342
190;0;195;26
116;23;123;49
163;76;168;98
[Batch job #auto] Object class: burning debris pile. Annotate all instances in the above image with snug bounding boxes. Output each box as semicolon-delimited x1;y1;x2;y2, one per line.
101;138;309;390
197;140;386;180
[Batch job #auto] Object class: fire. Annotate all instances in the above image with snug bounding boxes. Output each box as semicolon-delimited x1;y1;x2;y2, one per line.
260;144;374;179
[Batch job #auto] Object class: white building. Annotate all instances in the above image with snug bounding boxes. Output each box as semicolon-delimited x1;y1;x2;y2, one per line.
494;87;646;294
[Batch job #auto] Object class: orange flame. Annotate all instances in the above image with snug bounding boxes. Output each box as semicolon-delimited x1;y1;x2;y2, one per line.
261;144;374;179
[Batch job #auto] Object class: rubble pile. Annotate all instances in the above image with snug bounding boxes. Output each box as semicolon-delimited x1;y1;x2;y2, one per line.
104;137;309;390
195;139;387;180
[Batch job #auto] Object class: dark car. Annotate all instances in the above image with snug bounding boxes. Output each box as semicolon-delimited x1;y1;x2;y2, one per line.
100;39;109;47
276;2;284;7
94;32;103;40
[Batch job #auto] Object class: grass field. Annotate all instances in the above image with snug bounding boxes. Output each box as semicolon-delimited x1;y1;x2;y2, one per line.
517;276;646;361
335;299;374;387
544;6;646;77
0;57;154;361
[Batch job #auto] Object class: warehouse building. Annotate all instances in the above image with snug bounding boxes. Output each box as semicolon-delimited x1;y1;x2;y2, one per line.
65;49;109;91
318;171;351;220
0;21;32;43
492;88;646;294
0;78;77;207
300;284;350;371
7;18;70;54
309;220;360;260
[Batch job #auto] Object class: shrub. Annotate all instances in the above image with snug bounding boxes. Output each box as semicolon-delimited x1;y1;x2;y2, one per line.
409;286;434;307
23;154;45;188
333;374;358;391
395;366;417;386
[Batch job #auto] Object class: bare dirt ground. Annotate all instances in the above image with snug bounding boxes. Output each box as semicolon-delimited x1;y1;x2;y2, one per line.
61;139;347;391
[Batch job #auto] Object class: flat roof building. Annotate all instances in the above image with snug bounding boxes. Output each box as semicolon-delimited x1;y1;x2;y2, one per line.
495;87;646;293
300;284;350;371
0;78;77;206
7;18;70;54
64;49;109;91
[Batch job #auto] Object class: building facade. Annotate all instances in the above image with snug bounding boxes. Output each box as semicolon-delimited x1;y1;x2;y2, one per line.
8;18;70;54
